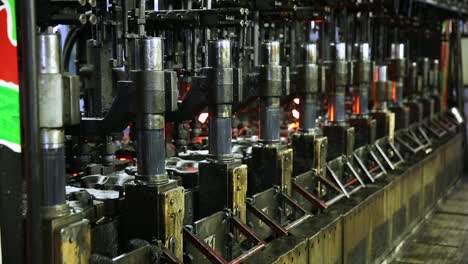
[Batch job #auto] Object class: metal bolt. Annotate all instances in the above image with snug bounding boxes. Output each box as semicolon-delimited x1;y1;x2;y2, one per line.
89;15;98;25
170;199;174;205
79;14;87;25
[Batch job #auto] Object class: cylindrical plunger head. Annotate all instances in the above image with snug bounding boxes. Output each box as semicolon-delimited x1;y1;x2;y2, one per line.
38;29;61;74
335;43;346;61
391;43;405;60
139;37;163;71
260;41;280;65
378;66;387;82
375;65;389;109
304;43;318;64
38;30;64;128
208;40;231;68
359;43;370;61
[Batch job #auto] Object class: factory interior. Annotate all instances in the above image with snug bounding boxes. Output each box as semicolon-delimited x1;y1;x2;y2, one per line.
2;0;468;263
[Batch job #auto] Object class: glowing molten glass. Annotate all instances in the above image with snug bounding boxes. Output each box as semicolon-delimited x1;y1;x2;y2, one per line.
198;112;209;124
292;109;300;120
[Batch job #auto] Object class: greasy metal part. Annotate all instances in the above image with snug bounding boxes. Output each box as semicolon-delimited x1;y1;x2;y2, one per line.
57;219;91;263
330;43;347;124
42;211;90;263
375;138;404;170
38;30;63;128
232;165;248;223
135;37;168;183
183;227;226;264
184;212;266;263
322;125;355;160
161;187;185;260
242;133;464;263
420;57;430;97
390;43;406;104
62;73;80;126
352;145;387;182
123;179;184;259
37;29;68;209
248;145;293;196
326;156;366;199
356;43;371;116
297;43;319;131
258;41;284;143
206;40;234;160
246;201;289;236
375;65;389;110
292;181;328;209
198;160;247;220
247;187;310;240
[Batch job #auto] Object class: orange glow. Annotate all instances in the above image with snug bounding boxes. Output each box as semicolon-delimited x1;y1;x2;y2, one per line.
119;158;128;161
288;122;299;130
72;173;78;177
392;82;397;102
198;112;209;124
328;102;335;122
293;98;300;105
292;109;300;119
352;95;360;114
372;68;379;108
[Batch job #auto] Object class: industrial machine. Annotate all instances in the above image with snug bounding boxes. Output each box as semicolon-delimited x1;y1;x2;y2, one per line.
0;0;467;263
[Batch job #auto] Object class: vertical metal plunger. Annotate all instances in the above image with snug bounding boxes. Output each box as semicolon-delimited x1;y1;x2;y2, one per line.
207;40;234;160
298;43;319;131
410;62;419;98
357;43;371;116
391;43;406;104
258;41;282;143
330;42;347;124
136;37;168;184
430;59;440;96
37;29;67;211
420;57;430;97
375;65;389;110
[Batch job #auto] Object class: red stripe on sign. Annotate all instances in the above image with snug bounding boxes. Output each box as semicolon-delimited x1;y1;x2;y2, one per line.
0;8;19;84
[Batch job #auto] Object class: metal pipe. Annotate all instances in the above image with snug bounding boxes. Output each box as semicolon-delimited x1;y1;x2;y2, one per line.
136;37;168;183
18;0;43;261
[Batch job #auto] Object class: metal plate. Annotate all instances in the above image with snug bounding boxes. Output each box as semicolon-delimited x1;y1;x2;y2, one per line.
279;148;293;196
57;219;91;264
161;186;185;260
232;164;248;223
